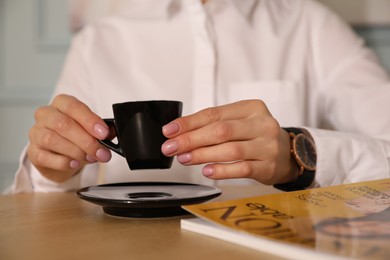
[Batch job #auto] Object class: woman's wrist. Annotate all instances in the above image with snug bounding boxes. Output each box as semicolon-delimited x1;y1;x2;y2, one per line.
273;127;317;191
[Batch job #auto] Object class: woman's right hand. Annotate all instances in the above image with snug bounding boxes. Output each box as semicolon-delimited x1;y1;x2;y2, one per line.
27;94;112;183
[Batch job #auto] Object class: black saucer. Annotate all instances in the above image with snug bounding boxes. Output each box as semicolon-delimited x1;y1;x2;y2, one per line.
76;182;222;218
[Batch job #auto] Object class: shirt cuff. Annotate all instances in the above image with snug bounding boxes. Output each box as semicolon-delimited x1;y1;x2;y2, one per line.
8;145;83;193
30;163;82;192
307;127;390;187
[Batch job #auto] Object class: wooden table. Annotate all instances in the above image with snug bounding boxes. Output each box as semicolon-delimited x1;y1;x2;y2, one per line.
0;184;282;260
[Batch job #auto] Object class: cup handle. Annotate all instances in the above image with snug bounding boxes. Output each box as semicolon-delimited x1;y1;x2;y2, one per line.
98;118;124;156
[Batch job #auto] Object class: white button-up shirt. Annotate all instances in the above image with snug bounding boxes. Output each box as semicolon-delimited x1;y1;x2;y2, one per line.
9;0;390;193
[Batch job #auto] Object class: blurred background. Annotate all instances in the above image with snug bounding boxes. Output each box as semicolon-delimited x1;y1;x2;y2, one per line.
1;0;390;192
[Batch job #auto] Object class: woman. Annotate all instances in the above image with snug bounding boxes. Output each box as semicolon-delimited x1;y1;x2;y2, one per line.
7;0;390;193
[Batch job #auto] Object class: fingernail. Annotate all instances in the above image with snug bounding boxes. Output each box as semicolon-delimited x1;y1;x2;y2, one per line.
70;160;80;169
86;154;97;163
96;148;111;162
161;140;178;155
162;122;180;136
94;124;109;139
177;153;192;164
202;166;214;177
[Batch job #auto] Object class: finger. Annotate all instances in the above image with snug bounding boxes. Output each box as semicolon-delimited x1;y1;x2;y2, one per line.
201;161;278;185
35;106;108;160
30;126;87;162
176;139;278;165
164;100;269;138
27;145;87;182
51;94;109;139
163;118;262;156
28;144;84;171
162;114;280;157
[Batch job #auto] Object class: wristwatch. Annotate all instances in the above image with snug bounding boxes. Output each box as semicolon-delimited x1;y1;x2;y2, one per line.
274;127;317;191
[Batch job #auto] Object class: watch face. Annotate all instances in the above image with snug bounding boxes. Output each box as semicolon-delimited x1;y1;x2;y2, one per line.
293;134;317;171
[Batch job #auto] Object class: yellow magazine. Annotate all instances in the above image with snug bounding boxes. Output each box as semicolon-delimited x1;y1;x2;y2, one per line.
181;179;390;260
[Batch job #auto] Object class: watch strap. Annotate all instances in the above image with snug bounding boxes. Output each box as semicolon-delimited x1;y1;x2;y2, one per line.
273;127;316;191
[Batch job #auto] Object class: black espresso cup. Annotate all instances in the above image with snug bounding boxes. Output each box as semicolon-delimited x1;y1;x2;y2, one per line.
99;100;182;170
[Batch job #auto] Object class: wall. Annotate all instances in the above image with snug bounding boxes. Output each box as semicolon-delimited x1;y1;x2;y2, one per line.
318;0;390;26
318;0;390;71
0;1;389;192
0;0;71;191
355;27;390;70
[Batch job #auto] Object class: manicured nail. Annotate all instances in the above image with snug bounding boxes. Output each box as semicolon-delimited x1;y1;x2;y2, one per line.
177;153;192;164
86;154;97;163
162;122;180;136
161;140;178;155
96;148;111;162
94;123;109;139
70;160;80;169
202;166;214;177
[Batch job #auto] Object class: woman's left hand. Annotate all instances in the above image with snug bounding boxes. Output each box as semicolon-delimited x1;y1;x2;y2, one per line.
161;100;296;185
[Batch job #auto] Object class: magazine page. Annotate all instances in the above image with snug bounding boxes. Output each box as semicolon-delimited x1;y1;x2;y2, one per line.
182;179;390;260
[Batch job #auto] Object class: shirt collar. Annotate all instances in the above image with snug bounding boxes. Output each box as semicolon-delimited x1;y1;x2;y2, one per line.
117;0;258;20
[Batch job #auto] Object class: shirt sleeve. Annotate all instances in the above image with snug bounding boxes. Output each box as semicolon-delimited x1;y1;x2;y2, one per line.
306;0;390;186
308;128;390;187
5;145;100;193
